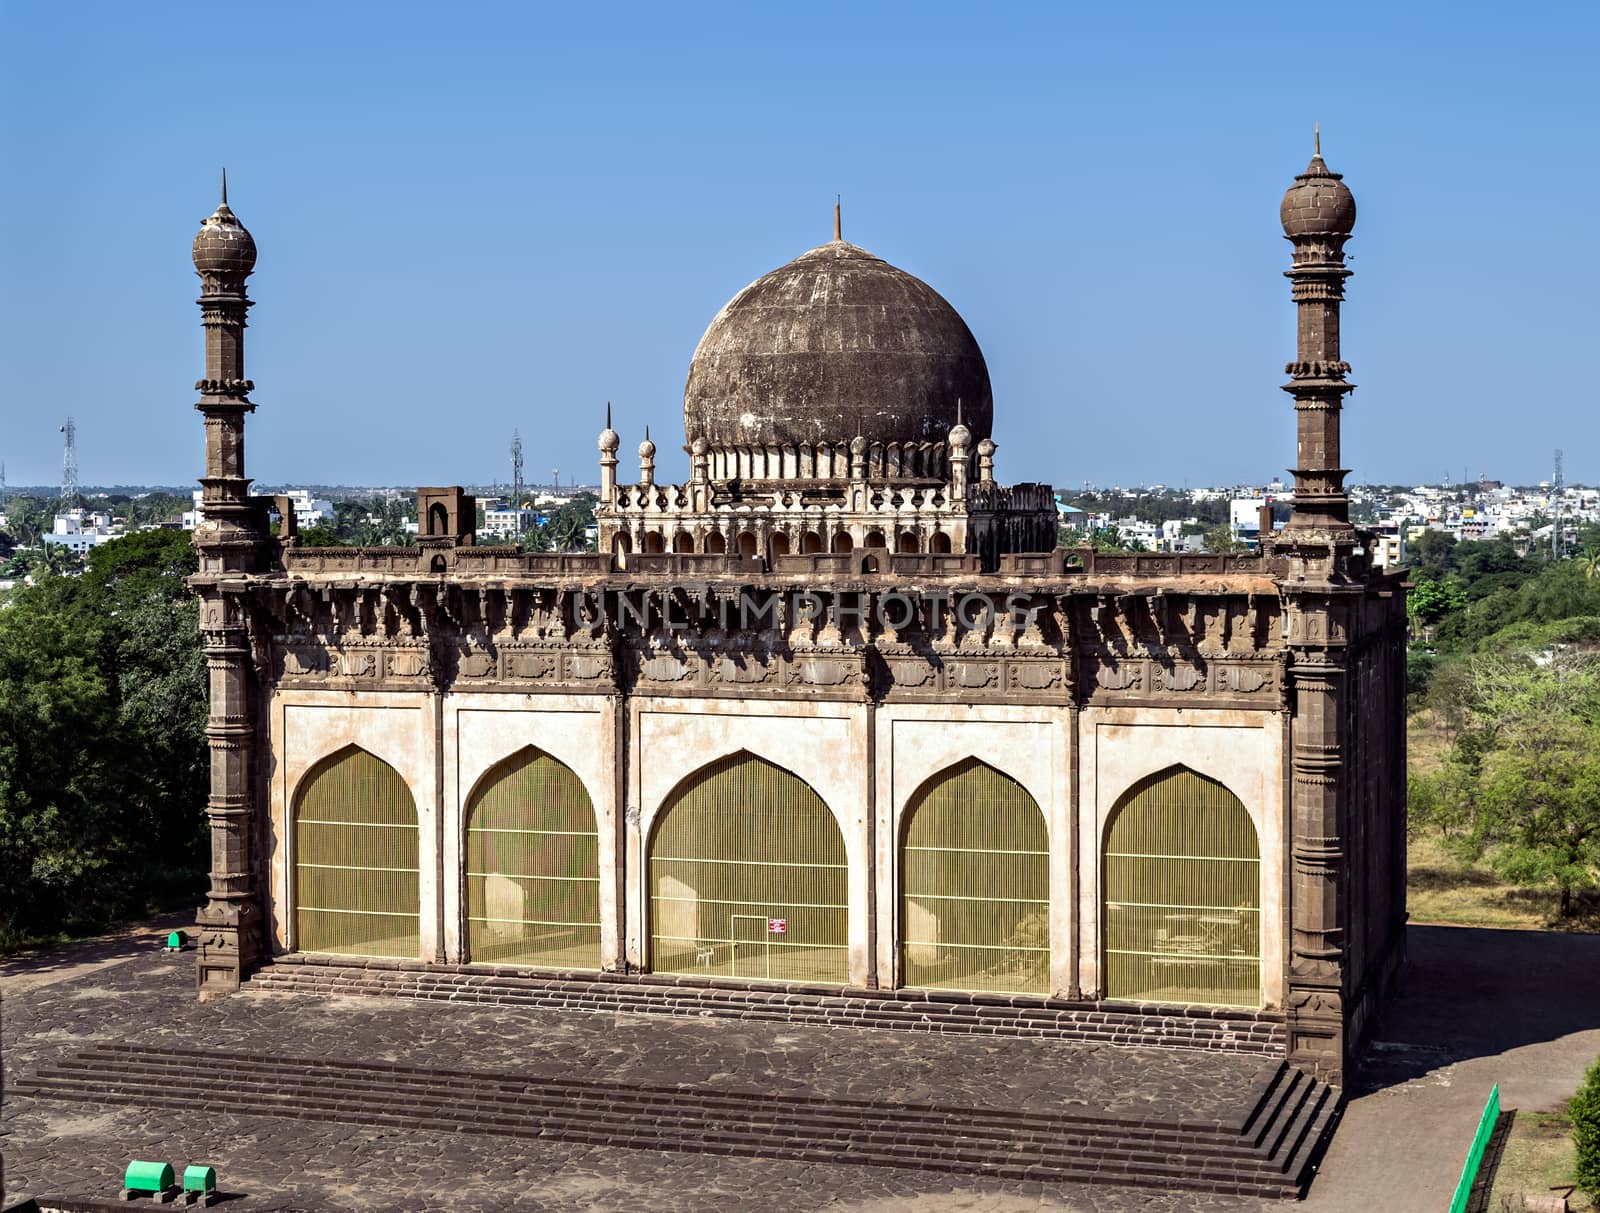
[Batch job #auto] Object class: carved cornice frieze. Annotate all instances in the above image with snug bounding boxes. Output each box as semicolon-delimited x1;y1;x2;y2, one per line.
1082;653;1282;708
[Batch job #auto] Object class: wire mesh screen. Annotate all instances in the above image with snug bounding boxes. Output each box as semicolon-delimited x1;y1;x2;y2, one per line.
294;747;420;959
901;759;1050;994
649;752;847;984
1104;767;1260;1007
465;748;600;968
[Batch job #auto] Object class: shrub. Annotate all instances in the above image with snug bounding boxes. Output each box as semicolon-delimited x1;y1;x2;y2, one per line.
1574;1054;1600;1198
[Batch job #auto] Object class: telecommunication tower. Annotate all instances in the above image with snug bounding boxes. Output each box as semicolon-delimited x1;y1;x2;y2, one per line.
510;429;524;529
60;416;78;508
1553;448;1565;559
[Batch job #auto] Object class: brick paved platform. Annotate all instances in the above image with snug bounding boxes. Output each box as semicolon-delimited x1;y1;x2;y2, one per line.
3;950;1325;1212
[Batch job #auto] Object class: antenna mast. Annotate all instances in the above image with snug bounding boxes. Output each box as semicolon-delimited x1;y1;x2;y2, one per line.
510;429;525;534
1553;448;1565;559
60;416;78;509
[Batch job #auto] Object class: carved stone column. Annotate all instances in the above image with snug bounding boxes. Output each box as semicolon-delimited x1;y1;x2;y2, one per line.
1284;592;1351;1081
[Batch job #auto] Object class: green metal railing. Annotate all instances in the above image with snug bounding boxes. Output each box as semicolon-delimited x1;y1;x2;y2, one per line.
1448;1083;1500;1213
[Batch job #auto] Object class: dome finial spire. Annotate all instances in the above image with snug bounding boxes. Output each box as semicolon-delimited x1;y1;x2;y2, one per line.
606;401;612;428
834;196;841;243
221;166;228;207
1313;123;1321;158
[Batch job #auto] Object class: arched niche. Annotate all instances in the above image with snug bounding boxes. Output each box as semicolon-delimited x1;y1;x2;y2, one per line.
463;746;600;969
1102;765;1260;1008
900;758;1048;994
647;751;846;984
703;531;727;555
292;745;420;959
672;530;694;554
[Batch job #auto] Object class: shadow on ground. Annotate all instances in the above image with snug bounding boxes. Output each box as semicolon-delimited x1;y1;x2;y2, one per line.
0;911;194;994
1356;924;1600;1094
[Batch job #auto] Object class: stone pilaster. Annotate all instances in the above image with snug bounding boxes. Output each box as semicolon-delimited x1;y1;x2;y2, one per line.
1284;592;1351;1082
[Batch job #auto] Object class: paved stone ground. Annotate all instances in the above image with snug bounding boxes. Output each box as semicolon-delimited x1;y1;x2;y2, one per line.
2;947;1272;1213
1301;924;1600;1212
4;922;1597;1211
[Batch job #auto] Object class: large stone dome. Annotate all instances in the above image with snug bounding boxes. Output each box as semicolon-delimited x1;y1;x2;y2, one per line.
683;239;993;454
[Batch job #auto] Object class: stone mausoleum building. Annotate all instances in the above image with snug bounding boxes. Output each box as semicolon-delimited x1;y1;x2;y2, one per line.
188;145;1406;1088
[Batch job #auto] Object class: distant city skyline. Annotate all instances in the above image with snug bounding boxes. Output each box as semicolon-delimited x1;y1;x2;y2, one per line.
2;3;1596;489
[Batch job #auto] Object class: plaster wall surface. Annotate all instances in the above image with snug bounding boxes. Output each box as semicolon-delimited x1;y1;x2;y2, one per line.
443;693;617;967
874;705;1070;993
630;696;870;982
1077;706;1285;1008
268;691;440;960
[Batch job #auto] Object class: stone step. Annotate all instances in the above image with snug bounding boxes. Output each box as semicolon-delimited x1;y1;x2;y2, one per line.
245;958;1286;1054
39;1045;1257;1153
17;1044;1335;1199
17;1080;1297;1198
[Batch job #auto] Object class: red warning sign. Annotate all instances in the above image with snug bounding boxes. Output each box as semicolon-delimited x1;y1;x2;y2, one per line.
767;918;787;935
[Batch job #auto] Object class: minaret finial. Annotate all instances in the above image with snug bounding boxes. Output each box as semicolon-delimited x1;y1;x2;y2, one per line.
606;401;612;428
1313;123;1321;158
834;196;842;242
645;424;650;441
956;396;963;426
221;167;228;206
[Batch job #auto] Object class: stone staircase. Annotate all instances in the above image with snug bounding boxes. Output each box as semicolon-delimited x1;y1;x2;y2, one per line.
244;955;1288;1054
15;1043;1340;1199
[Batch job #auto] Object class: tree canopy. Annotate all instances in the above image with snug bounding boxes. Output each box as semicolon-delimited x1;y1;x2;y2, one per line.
0;528;207;948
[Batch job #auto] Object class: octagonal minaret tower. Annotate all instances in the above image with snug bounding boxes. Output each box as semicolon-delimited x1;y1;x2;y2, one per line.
1279;129;1357;541
190;170;264;998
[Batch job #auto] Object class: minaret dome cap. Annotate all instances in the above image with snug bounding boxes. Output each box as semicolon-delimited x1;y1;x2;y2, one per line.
1280;138;1356;238
192;170;257;278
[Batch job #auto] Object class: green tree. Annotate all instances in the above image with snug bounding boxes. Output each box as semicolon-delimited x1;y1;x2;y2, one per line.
1202;523;1241;553
1410;529;1458;578
1406;578;1466;629
0;529;207;947
1434;651;1600;917
1574;1055;1600;1199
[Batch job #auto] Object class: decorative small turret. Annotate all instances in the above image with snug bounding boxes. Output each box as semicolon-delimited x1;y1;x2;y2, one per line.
638;427;656;488
948;411;971;501
849;433;868;481
598;403;620;504
1279;127;1357;540
976;437;996;486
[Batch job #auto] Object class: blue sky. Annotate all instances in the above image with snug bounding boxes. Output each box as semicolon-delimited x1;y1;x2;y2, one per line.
1;2;1596;491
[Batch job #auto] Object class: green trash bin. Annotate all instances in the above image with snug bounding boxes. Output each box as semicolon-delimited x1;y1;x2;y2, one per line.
182;1163;217;1204
123;1158;175;1193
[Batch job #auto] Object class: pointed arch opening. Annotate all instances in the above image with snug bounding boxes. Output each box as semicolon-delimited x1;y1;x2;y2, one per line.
648;751;847;983
900;758;1049;994
292;746;420;959
464;747;600;968
1103;766;1260;1007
